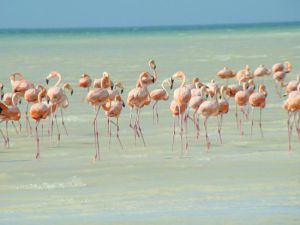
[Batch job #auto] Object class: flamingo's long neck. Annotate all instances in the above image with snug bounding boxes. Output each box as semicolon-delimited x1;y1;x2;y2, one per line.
54;73;62;87
38;91;44;103
180;74;186;88
161;80;168;93
12;94;19;107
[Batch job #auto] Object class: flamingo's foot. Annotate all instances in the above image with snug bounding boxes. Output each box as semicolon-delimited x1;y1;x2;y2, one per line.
35;153;40;159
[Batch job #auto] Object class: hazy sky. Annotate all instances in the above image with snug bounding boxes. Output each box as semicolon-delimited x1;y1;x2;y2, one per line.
1;0;300;29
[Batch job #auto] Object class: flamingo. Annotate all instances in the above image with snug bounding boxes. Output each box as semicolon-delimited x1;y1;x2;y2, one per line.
217;67;236;84
24;85;46;135
104;94;125;149
86;79;110;160
284;75;300;95
45;71;66;140
188;85;207;140
272;62;292;96
170;71;191;151
10;73;34;96
93;72;114;89
2;92;22;134
127;72;155;146
198;87;220;149
78;73;92;92
217;85;229;144
249;84;267;137
0;93;22;148
253;64;271;83
283;83;300;151
30;88;51;159
56;83;74;139
150;79;171;124
236;65;253;83
235;82;252;135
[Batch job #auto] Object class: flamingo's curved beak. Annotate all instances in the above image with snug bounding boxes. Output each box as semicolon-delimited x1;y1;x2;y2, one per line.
121;88;124;94
110;81;114;90
46;79;49;85
122;101;125;107
170;78;174;89
0;93;4;100
71;89;74;95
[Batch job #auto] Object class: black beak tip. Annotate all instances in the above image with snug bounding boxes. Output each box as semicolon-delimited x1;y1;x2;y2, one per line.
122;102;125;107
46;79;49;85
121;89;124;94
71;90;74;95
1;94;4;100
111;85;114;90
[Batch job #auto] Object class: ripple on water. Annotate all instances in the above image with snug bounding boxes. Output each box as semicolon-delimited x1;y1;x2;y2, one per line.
15;176;86;190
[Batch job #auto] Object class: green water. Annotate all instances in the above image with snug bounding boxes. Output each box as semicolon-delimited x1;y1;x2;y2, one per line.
0;24;300;224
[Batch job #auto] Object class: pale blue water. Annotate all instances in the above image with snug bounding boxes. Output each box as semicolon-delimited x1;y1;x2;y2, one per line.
0;22;300;224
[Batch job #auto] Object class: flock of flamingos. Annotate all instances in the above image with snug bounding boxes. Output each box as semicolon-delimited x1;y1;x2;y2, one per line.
0;60;300;160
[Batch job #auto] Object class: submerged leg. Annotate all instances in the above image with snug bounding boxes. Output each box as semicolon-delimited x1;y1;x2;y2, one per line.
152;101;157;124
5;121;9;148
110;118;124;150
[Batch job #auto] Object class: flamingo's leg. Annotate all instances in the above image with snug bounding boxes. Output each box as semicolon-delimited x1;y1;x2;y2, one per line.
11;121;18;134
172;116;176;152
136;109;146;147
259;107;264;137
93;105;101;160
5;121;10;148
152;101;157;124
54;113;60;142
110;118;124;150
60;108;68;136
0;123;7;147
204;117;210;150
35;120;41;159
25;103;32;135
250;107;254;137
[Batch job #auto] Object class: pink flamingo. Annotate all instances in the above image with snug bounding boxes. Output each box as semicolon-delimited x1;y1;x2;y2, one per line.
236;65;253;83
217;86;229;144
249;84;267;137
283;84;300;151
170;71;191;151
217;67;236;84
150;79;171;124
30;88;51;159
0;93;22;148
104;94;125;149
86;79;110;160
24;85;46;135
188;85;207;140
127;72;155;146
198;87;219;149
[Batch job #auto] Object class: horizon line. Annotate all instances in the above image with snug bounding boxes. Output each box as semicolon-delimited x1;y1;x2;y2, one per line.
1;20;300;31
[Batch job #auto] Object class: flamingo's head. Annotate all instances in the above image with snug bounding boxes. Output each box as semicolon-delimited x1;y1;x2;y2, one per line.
63;83;74;95
114;81;124;94
148;59;156;70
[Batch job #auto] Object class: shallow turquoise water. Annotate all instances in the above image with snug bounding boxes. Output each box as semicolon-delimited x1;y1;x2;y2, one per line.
0;24;300;224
